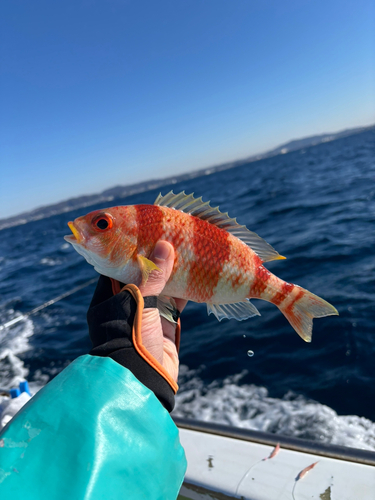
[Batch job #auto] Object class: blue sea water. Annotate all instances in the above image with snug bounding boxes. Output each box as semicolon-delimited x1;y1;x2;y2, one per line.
1;129;375;449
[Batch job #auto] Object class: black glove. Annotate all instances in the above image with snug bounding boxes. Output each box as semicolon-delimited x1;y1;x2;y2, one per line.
87;275;178;412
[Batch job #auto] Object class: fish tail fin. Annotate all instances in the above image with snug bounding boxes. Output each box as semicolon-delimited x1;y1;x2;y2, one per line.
276;286;338;342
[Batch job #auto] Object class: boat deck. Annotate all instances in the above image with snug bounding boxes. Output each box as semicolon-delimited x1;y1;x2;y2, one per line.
175;418;375;500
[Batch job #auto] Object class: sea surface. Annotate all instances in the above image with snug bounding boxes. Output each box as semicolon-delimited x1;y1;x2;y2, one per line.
1;129;374;450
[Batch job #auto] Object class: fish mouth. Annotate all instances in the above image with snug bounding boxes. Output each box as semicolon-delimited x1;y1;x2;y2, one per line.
64;221;82;244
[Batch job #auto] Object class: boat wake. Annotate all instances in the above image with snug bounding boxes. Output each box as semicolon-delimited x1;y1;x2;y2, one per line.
0;304;33;389
174;366;375;451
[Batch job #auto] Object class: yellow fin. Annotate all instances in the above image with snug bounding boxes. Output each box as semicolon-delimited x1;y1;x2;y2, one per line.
137;255;161;285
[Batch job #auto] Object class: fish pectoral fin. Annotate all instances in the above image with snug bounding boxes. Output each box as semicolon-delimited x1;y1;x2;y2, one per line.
137;255;162;285
157;295;178;324
207;300;261;322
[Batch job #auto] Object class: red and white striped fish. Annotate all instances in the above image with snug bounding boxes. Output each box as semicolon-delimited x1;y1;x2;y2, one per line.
64;191;338;341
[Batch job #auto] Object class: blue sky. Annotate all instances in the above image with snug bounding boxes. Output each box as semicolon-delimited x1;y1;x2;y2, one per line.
1;0;374;218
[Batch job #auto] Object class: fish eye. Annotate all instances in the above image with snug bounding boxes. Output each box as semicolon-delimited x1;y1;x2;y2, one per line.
92;213;113;231
96;218;108;230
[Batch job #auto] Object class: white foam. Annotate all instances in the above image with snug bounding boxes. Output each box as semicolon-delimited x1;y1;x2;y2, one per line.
0;306;65;396
0;312;34;389
174;367;375;451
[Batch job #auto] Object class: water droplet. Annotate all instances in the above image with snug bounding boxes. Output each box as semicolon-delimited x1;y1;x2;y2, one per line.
247;350;254;357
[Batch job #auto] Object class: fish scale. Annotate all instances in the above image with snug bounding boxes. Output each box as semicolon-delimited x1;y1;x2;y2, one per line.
65;191;338;342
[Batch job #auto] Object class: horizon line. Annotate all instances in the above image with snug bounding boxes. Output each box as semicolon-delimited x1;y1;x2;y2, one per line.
2;121;374;224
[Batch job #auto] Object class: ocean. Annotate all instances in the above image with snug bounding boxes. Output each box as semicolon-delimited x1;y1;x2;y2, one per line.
1;129;374;450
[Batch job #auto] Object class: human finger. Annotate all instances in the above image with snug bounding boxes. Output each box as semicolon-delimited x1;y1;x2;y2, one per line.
138;241;174;297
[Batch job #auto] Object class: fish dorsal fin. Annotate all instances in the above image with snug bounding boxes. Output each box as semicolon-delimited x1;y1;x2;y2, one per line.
154;190;285;262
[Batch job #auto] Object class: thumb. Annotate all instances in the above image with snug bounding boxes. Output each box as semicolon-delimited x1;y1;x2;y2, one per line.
138;241;175;297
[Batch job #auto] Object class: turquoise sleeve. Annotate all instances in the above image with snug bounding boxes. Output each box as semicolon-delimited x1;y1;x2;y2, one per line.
0;355;187;499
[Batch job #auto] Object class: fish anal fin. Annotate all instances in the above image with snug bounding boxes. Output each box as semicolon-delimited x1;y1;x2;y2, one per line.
137;255;161;285
207;300;261;322
155;190;284;262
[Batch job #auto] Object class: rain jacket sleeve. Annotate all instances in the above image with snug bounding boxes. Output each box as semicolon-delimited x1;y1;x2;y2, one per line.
0;355;187;500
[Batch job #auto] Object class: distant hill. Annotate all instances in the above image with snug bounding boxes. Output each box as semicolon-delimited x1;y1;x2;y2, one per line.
1;123;373;231
265;126;373;156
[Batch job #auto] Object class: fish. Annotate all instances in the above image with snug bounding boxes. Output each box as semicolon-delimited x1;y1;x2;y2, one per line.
64;191;338;341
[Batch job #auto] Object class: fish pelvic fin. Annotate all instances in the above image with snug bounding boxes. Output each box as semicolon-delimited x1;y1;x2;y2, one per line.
275;286;338;342
157;296;178;324
154;190;284;262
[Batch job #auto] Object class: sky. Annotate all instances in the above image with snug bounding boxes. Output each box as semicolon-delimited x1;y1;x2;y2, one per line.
1;0;374;219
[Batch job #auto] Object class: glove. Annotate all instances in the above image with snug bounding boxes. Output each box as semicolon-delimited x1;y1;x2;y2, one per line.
87;241;187;412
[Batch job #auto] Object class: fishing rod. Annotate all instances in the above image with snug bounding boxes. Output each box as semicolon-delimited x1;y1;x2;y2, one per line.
0;277;98;331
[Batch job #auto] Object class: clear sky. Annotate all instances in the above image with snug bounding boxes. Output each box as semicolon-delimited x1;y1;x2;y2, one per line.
1;0;374;218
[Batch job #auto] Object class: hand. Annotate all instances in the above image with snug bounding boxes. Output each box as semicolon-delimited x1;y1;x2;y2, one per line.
137;241;187;383
87;240;186;411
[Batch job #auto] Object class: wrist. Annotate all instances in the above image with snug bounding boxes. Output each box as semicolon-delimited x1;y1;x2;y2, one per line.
87;282;178;411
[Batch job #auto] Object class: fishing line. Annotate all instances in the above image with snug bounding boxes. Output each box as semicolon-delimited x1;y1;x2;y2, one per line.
0;277;98;331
